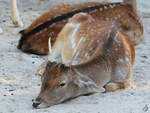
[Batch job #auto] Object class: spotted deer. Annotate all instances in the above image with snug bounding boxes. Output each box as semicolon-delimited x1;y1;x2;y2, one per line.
17;0;143;55
32;13;135;108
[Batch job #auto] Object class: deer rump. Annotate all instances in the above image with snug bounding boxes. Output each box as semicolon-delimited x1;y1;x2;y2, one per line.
17;1;143;55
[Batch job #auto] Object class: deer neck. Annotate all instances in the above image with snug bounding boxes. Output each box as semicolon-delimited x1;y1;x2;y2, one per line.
71;59;111;93
70;66;106;96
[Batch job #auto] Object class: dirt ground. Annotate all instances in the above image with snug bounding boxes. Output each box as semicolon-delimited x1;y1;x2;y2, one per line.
0;0;150;113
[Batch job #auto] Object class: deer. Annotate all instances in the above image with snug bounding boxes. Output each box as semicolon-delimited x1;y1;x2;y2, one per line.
32;13;135;108
17;0;143;55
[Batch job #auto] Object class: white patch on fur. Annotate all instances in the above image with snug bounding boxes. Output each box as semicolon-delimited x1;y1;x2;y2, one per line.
114;32;119;41
75;71;97;88
115;66;127;80
117;58;124;63
85;53;90;60
109;4;116;9
99;8;103;11
118;15;121;18
125;57;129;62
125;51;129;55
74;71;105;93
72;38;83;58
68;23;80;49
109;4;114;8
104;6;108;10
106;18;109;21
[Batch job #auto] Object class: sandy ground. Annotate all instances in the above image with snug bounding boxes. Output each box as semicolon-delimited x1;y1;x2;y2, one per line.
0;0;150;113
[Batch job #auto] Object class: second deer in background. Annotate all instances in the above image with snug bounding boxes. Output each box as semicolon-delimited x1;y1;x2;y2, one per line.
17;0;143;55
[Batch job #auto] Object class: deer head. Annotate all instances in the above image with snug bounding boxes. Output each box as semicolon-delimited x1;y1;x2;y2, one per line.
33;34;104;108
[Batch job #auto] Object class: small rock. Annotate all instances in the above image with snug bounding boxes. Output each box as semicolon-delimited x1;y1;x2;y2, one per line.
11;93;14;95
9;89;14;92
141;56;148;59
2;20;6;22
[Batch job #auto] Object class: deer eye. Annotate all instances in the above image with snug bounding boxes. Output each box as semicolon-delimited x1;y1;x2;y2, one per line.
59;82;66;87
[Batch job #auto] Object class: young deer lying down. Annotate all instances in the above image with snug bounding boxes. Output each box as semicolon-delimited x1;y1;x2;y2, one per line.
18;0;143;55
33;13;135;109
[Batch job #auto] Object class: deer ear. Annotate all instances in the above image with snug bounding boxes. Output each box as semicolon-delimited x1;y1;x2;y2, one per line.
73;74;105;93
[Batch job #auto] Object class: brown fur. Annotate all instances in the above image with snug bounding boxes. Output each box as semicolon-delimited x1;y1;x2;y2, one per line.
33;13;135;108
18;1;143;55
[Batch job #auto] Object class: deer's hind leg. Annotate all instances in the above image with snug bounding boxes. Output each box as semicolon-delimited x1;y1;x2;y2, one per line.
104;65;133;92
104;80;131;92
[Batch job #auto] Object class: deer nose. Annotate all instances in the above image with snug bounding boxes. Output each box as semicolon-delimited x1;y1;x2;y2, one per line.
32;101;41;108
21;44;31;52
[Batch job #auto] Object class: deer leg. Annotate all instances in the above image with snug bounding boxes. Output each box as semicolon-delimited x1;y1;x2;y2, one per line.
104;80;131;92
10;0;23;27
104;66;133;92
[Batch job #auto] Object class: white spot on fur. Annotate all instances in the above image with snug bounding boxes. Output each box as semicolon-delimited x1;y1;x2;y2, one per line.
115;66;126;80
109;4;116;9
82;38;86;42
68;23;81;49
89;47;93;51
115;16;118;20
109;4;114;8
90;10;97;13
97;40;100;43
99;8;103;11
104;6;108;10
106;18;109;21
117;58;123;63
74;71;98;88
114;32;119;41
125;51;129;55
118;15;121;18
85;53;90;60
125;57;129;62
113;4;116;8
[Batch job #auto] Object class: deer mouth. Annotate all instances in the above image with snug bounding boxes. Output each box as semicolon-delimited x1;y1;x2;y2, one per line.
32;100;49;109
